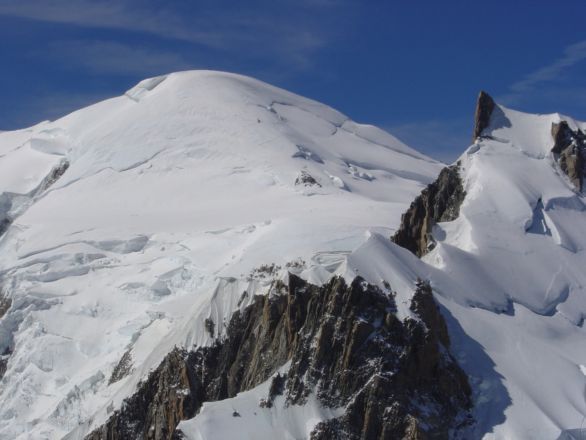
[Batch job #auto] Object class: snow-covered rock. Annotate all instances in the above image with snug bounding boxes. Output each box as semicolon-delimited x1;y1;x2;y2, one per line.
0;71;441;439
393;94;586;439
2;71;586;440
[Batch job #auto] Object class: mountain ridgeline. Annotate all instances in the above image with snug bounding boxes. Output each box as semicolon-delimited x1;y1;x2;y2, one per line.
1;72;586;440
392;91;586;258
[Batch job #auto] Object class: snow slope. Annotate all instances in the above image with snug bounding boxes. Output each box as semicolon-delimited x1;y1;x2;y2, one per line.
176;362;344;440
2;70;586;440
0;71;442;439
424;104;586;439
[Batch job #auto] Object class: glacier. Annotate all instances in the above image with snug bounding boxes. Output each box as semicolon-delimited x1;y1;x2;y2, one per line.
0;70;585;439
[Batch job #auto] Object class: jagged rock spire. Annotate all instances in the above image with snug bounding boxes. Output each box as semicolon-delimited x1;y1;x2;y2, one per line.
472;91;496;141
551;121;586;191
391;165;466;257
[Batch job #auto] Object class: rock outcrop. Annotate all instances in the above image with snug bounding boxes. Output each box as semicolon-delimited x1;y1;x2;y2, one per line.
551;121;586;191
295;170;321;187
86;275;472;440
87;349;201;440
108;350;133;385
0;159;69;239
0;294;10;320
0;217;10;237
309;279;472;440
0;352;8;381
0;293;10;380
392;165;466;257
472;91;495;141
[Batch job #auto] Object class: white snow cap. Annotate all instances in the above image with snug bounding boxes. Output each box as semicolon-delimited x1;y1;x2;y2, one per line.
0;70;441;439
1;73;586;439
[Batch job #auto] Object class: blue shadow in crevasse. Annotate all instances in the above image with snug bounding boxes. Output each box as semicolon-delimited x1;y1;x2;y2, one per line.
557;429;586;440
439;303;511;437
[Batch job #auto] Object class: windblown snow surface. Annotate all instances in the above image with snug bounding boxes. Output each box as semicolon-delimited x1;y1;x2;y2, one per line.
0;70;585;439
0;71;441;440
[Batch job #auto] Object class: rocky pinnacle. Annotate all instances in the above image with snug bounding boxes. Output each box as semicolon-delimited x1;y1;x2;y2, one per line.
551;121;586;191
391;165;466;257
472;91;496;141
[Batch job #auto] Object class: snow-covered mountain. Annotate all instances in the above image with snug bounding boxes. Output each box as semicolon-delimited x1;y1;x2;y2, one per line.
0;71;585;439
392;92;586;439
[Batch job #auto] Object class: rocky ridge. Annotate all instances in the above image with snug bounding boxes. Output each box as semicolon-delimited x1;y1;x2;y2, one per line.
472;91;495;141
391;165;465;257
388;89;502;258
85;275;471;440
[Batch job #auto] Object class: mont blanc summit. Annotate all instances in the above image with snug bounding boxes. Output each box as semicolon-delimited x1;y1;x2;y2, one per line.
1;71;586;440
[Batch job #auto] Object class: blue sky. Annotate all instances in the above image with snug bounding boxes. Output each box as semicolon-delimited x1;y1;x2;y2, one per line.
1;0;585;162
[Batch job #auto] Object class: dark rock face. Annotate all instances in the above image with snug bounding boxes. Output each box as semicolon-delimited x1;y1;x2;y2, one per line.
310;279;471;440
109;349;133;385
0;217;10;237
551;121;586;191
0;196;13;238
87;349;202;440
203;318;215;338
0;294;10;320
259;372;287;408
86;275;471;440
0;293;11;380
392;165;466;257
37;159;70;193
295;170;321;187
0;351;8;381
472;91;495;141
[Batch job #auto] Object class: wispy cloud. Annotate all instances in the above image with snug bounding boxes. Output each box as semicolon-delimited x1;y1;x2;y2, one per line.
46;40;197;76
0;0;224;46
0;0;337;71
0;0;348;128
500;40;586;105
